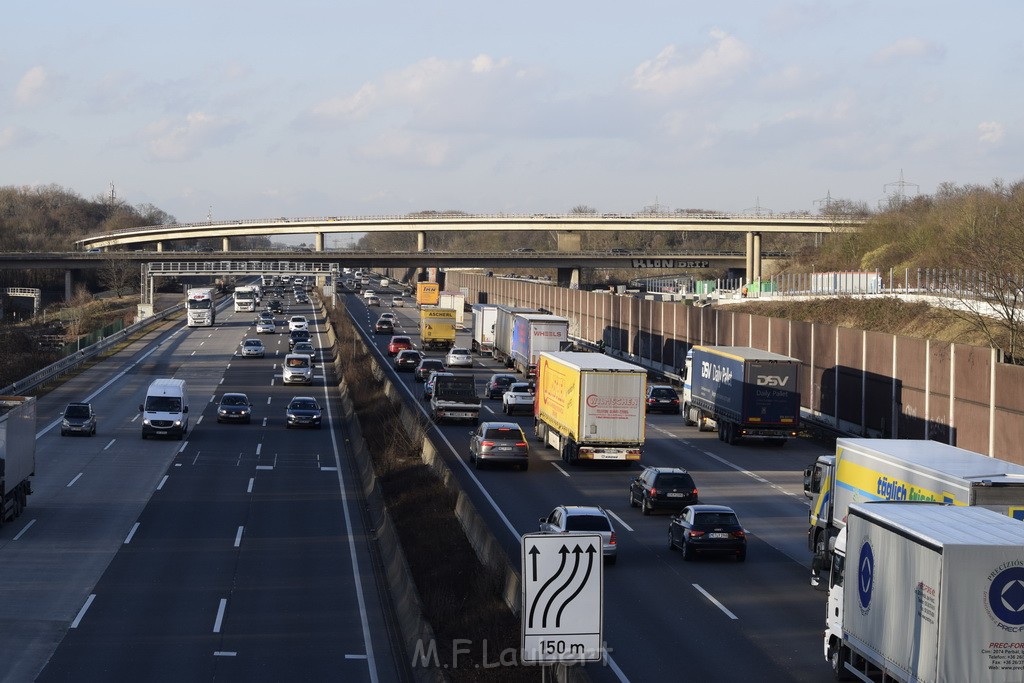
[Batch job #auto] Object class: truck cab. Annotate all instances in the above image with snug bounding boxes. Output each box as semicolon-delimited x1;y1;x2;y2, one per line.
804;454;836;586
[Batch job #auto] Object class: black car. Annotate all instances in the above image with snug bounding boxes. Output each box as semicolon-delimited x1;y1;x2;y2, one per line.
629;466;699;515
395;349;423;371
216;393;252;424
268;299;284;314
645;385;681;414
285;396;322;429
288;329;311;349
374;318;394;334
414;358;445;382
485;373;518;399
668;505;746;562
61;402;97;436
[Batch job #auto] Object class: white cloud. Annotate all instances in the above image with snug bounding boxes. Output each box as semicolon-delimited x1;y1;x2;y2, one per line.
630;30;752;95
143;112;242;161
353;129;450;167
871;38;944;65
15;66;50;105
978;121;1005;144
0;125;39;150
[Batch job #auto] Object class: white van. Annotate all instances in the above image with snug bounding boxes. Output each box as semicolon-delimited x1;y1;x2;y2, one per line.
282;353;313;385
140;378;189;439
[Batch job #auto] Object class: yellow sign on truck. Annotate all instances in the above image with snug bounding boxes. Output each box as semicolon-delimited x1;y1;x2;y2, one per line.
416;282;440;307
534;352;646;465
420;307;457;351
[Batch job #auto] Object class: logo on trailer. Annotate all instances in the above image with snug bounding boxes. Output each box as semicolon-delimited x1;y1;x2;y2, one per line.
986;564;1024;628
857;540;874;615
756;375;790;387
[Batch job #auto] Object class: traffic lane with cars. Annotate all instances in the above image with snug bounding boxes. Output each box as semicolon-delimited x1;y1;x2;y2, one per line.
32;303;399;683
344;295;832;682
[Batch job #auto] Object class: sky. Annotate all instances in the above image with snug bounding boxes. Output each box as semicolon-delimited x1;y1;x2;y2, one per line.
1;1;1022;226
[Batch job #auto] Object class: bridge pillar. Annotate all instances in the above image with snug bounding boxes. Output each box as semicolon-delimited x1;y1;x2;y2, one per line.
752;232;762;282
155;241;164;252
556;231;581;251
315;232;324;252
417;232;426;251
65;269;73;301
222;236;230;252
556;267;580;289
745;232;754;283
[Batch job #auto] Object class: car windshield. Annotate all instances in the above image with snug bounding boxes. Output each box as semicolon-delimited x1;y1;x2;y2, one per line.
65;405;90;418
483;427;523;440
565;515;611;532
651;388;677;398
510;384;532;393
244;341;261;347
145;396;181;412
656;474;693;488
221;395;247;406
695;512;739;526
287;357;309;368
290;400;319;411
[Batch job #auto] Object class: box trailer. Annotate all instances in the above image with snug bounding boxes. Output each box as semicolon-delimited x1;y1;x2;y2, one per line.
470;304;498;356
492;305;538;367
510;314;570;378
438;291;466;327
0;396;35;525
420;307;457;351
416;282;440;307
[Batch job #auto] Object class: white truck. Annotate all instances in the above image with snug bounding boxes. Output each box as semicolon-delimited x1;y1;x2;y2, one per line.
233;285;258;312
826;502;1024;682
492;305;538;368
0;396;35;525
185;287;217;327
470;304;498;356
805;438;1024;585
438;291;466;327
511;313;571;379
533;352;646;465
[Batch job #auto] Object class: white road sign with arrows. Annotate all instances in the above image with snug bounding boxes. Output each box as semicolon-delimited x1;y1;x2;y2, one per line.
521;533;603;663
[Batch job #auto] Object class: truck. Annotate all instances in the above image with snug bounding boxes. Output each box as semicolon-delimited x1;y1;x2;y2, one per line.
534;352;646;465
185;287;217;327
416;282;440;307
681;345;801;445
825;502;1024;682
470;304;498;356
420;307;457;351
510;313;570;378
429;375;480;424
0;396;35;526
438;291;466;327
492;305;538;368
805;437;1024;586
233;285;258;312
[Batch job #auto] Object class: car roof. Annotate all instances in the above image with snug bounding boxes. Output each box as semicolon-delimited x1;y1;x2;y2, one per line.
221;392;248;399
643;466;689;475
449;347;469;352
685;504;736;514
649;385;676;391
560;505;609;517
243;338;262;343
481;421;523;430
508;382;532;389
391;335;411;342
489;373;516;379
289;395;317;403
397;349;421;355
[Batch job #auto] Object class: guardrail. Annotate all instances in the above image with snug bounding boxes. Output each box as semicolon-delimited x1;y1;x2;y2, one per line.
1;304;184;396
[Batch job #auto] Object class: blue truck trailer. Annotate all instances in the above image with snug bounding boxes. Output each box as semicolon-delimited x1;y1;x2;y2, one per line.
681;345;801;445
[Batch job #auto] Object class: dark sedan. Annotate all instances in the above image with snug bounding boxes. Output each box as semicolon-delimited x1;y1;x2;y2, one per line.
217;393;252;424
668;504;746;562
485;373;518;399
395;349;423;371
288;329;311;350
374;318;394;334
414;358;446;382
629;466;698;514
285;396;322;429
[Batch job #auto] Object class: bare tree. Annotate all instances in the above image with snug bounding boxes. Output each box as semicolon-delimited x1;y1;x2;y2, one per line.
63;284;94;347
98;253;136;297
571;205;597;214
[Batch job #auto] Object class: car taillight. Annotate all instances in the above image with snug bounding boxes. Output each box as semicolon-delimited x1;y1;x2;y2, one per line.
481;441;495;447
515;441;527;447
732;530;746;538
671;399;679;404
688;530;705;538
692;488;699;498
609;532;616;546
647;398;655;404
649;487;657;496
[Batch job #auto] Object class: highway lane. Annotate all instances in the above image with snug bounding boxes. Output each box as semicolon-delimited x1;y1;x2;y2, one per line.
0;293;402;682
348;282;833;682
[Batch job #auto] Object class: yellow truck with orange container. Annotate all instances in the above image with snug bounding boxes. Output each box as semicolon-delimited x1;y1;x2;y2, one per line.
416;282;440;307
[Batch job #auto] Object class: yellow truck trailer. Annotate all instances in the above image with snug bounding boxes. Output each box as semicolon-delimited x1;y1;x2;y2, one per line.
420;307;457;351
416;282;440;307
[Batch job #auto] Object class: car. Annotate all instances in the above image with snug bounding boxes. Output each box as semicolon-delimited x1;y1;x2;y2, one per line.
292;341;316;361
239;338;266;358
469;421;530;470
423;371;454;399
539;505;617;565
365;295;381;307
256;320;276;334
295;292;309;304
645;385;681;414
414;358;446;382
628;466;699;515
216;393;252;424
388;335;414;356
268;299;284;314
363;289;376;299
391;296;406;307
374;318;394;334
282;353;314;384
445;347;473;367
378;312;396;322
502;382;535;415
256;310;275;324
288;315;309;332
668;504;747;562
288;329;311;350
395;349;423;371
485;373;518;399
60;401;96;436
286;396;322;429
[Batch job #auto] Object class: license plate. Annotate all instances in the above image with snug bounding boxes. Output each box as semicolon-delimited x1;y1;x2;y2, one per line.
709;532;729;539
659;400;670;403
497;446;511;451
667;492;688;498
156;431;168;435
595;453;620;460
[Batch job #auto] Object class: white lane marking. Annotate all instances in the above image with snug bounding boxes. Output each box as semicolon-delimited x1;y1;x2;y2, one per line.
256;465;274;470
157;475;169;490
270;378;275;386
346;654;368;660
196;416;204;425
693;583;738;620
482;404;495;415
650;425;675;437
255;443;262;456
234;526;244;548
698;449;802;501
320;466;339;471
213;598;227;633
103;439;116;450
131;414;140;423
191;350;196;356
179;441;189;453
192;452;201;465
66;473;83;487
551;462;570;478
124;522;140;544
210;394;216;403
13;519;36;540
262;417;268;426
219;378;224;384
71;594;96;628
247;477;254;493
266;397;272;405
214;652;237;657
606;509;634;532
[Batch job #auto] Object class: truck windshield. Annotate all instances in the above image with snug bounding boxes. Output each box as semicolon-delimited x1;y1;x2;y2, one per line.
145;396;182;412
187;300;211;310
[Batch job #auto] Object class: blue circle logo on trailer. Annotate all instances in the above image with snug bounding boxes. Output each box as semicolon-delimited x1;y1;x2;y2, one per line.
857;541;874;614
988;566;1024;626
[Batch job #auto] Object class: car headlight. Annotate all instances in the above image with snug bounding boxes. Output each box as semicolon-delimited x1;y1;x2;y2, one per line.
143;418;152;426
62;419;71;428
173;420;182;427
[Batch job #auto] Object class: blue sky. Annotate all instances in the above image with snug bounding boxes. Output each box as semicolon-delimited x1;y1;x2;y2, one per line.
2;1;1021;224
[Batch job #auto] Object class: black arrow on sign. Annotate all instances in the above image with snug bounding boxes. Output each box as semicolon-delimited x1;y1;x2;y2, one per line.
528;545;568;628
542;545;583;628
529;546;540;581
556;545;597;627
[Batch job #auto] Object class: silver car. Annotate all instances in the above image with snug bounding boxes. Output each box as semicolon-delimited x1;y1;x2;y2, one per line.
239;338;266;358
445;347;473;368
469;421;529;470
256;320;276;334
539;505;618;565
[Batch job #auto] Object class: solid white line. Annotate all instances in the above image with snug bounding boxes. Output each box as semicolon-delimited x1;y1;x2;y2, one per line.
157;475;169;490
71;594;96;628
551;462;570;478
13;519;36;541
124;522;140;544
66;473;83;487
219;378;224;384
693;583;738;620
213;598;227;633
103;439;116;450
247;477;254;493
606;509;634;532
234;526;243;547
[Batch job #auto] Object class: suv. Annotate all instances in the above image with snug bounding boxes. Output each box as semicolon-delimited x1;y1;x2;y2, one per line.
645;385;681;414
415;358;446;383
469;422;529;470
61;402;97;436
502;382;535;415
485;373;518;399
628;466;699;515
539;505;617;565
282;353;313;384
288;329;311;350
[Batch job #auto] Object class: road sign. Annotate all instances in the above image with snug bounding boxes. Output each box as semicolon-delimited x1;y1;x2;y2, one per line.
521;532;603;663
